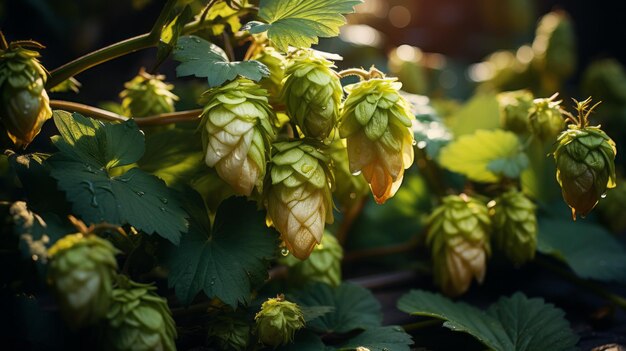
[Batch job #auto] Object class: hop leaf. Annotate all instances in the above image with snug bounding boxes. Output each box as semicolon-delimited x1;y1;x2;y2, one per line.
427;194;491;296
201;78;275;196
282;50;342;139
47;233;119;329
497;90;534;134
0;44;52;147
120;68;179;117
266;141;334;260
339;77;415;204
255;295;305;347
279;231;343;287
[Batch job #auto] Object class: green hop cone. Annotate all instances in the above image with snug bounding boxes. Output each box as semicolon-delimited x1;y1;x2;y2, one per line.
201;78;275;196
47;233;119;329
0;42;52;147
328;138;369;208
497;90;534;134
528;94;565;142
339;77;415;204
282;50;342;139
266;141;334;260
120;68;179;117
554;100;617;219
279;231;343;287
207;315;250;351
427;194;491;296
254;46;286;103
255;295;305;348
488;190;537;266
104;277;177;351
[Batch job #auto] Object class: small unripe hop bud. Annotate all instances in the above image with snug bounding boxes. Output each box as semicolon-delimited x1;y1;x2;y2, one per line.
497;90;534;134
279;231;343;287
255;295;305;348
528;94;565;142
119;68;179;117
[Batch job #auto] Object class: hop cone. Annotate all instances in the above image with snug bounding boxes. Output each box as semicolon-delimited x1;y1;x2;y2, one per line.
207;315;250;351
266;141;334;260
47;233;119;329
529;95;565;142
255;295;304;348
339;77;415;204
104;277;177;351
328;138;369;208
254;46;286;102
497;90;534;134
533;11;576;80
282;51;342;139
279;231;343;287
120;68;178;117
554;124;616;219
427;194;491;296
201;78;275;196
0;44;51;147
489;190;537;265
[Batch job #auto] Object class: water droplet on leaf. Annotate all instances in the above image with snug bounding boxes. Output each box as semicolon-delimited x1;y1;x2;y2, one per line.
280;248;290;256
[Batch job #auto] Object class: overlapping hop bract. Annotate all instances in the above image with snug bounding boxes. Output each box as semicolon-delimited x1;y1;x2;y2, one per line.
255;295;305;348
201;78;275;196
340;77;415;204
489;190;537;266
266;141;334;260
0;41;51;147
497;90;534;134
47;233;119;329
282;50;342;139
104;277;177;351
279;231;343;287
120;68;179;117
427;194;491;296
529;94;565;142
554;99;616;219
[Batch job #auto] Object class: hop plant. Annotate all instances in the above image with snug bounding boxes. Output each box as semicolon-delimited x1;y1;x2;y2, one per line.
497;90;534;134
104;277;177;351
0;40;52;147
201;78;275;196
427;194;491;296
488;190;537;266
255;295;305;348
339;76;415;204
207;315;251;351
254;46;286;102
282;50;342;139
554;98;617;219
120;68;178;117
279;231;343;287
529;94;566;142
266;141;334;260
47;233;119;329
328;138;369;208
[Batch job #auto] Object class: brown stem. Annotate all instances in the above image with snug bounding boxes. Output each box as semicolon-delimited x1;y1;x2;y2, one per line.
336;197;367;245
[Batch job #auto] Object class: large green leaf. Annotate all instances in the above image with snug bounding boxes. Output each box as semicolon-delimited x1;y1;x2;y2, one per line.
166;196;277;307
438;129;528;182
397;290;578;351
47;111;188;244
538;218;626;283
291;283;382;334
243;0;362;52
337;326;413;351
174;35;269;87
448;93;500;136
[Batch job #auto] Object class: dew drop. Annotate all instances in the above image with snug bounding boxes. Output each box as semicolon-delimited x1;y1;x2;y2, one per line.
280;248;290;256
32;254;38;261
601;193;607;199
349;192;357;199
160;197;169;204
160;207;167;212
136;191;145;196
411;139;417;146
352;170;362;176
301;164;313;173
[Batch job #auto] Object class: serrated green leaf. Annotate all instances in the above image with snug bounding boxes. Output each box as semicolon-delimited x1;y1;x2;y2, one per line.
174;35;269;87
538;218;626;283
448;93;500;137
300;305;335;322
337;326;413;351
244;0;362;52
291;283;382;334
397;290;578;351
166;196;277;307
439;129;527;182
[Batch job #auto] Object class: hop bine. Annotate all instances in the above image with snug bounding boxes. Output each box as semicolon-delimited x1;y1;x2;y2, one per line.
339;76;415;204
279;231;343;287
0;37;52;147
255;295;305;348
120;68;178;117
201;78;275;196
488;190;537;266
528;93;566;142
282;50;342;139
427;194;491;296
554;98;616;219
265;141;334;260
497;90;534;134
104;277;177;351
47;233;119;329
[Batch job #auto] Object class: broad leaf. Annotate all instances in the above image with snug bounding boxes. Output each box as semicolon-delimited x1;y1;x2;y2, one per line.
244;0;362;52
174;35;269;87
398;290;578;351
279;331;329;351
166;196;277;307
291;283;382;334
300;305;335;322
337;326;413;351
538;218;626;283
448;93;500;137
439;129;528;182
